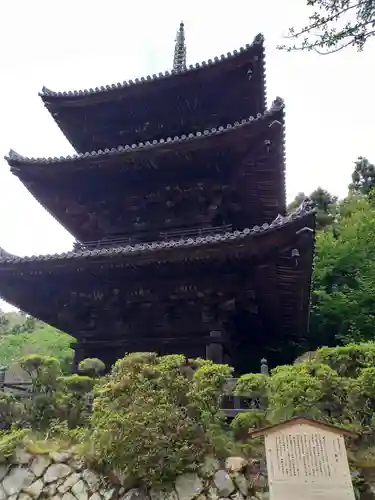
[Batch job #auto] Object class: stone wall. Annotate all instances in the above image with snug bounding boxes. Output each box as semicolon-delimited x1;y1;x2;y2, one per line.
0;451;269;500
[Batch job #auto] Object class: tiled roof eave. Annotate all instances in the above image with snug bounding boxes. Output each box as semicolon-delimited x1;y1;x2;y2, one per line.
0;204;315;266
5;97;284;169
39;34;265;101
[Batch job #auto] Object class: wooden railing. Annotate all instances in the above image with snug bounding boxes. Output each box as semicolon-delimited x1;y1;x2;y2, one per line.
76;225;233;251
221;377;264;417
0;381;33;398
159;224;233;241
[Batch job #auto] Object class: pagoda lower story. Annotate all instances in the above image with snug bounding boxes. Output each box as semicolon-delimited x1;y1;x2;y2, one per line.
0;207;315;374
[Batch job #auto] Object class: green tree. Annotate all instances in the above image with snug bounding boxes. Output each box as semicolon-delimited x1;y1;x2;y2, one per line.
288;187;337;229
57;374;95;428
18;354;63;430
309;194;375;347
349;156;375;196
279;0;375;54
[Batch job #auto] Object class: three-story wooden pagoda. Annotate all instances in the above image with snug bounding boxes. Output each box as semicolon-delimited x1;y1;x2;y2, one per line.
1;24;315;373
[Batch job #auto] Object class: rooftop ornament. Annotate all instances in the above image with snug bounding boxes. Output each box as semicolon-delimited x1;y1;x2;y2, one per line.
173;22;187;72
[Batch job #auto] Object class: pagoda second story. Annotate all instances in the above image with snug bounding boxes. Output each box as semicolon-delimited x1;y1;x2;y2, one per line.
7;97;285;248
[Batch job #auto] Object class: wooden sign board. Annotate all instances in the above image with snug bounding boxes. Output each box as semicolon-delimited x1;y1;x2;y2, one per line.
249;417;355;500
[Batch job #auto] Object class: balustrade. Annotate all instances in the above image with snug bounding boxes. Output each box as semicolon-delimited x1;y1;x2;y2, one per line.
74;224;233;251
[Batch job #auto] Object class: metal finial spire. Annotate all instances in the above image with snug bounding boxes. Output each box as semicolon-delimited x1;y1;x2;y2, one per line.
173;22;187;72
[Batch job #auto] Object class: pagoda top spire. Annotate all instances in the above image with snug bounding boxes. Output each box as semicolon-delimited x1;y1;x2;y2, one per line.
173;21;187;72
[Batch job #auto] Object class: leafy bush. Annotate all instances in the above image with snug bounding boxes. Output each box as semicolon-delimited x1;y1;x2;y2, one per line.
7;344;375;482
44;419;89;448
0;428;29;463
19;354;62;393
234;373;269;409
90;353;232;485
57;375;95;428
18;355;62;430
268;361;347;423
231;410;269;441
0;393;24;430
78;358;105;378
233;343;375;442
314;343;375;377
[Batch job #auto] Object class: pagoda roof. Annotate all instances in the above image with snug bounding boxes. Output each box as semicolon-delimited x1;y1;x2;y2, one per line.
39;34;266;153
0;206;314;269
40;33;265;101
7;97;283;171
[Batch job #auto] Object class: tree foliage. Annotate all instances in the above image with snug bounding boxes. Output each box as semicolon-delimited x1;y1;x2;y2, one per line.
288;187;338;229
349;157;375;196
0;393;24;430
0;353;97;433
279;0;375;54
0;311;37;335
4;347;375;482
309;194;375;347
78;358;105;378
18;354;63;430
0;352;236;482
90;353;233;485
233;343;375;438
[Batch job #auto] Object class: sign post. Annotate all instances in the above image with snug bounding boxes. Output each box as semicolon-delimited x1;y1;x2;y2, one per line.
249;417;356;500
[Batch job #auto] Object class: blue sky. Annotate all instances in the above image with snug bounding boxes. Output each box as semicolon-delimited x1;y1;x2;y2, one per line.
0;0;373;263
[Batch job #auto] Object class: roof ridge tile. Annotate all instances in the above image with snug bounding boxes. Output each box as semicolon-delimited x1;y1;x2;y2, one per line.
0;204;314;265
5;97;284;166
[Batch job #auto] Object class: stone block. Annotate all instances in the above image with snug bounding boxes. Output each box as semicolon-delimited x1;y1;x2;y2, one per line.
44;463;72;484
3;467;34;496
175;473;203;500
213;470;235;497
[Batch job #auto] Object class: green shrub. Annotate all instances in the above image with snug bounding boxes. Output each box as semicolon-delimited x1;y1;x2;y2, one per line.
19;354;62;392
234;373;269;408
231;410;269;440
18;355;62;430
315;343;375;377
0;393;24;430
57;375;95;428
78;358;105;378
233;343;375;438
0;428;29;463
45;419;89;448
268;361;348;423
89;353;232;485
